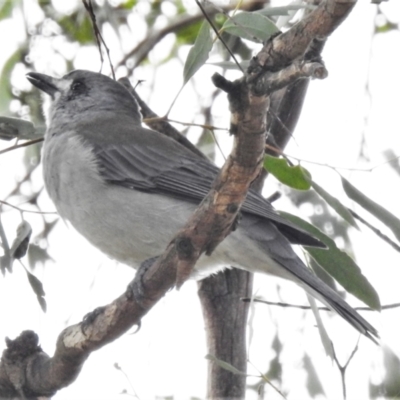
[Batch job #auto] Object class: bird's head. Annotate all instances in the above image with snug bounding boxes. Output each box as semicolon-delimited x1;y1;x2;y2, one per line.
26;70;142;130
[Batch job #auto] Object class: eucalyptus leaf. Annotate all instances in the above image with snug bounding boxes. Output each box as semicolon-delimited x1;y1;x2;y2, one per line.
312;181;358;228
342;177;400;242
222;11;279;42
279;212;381;311
183;21;213;84
264;155;311;190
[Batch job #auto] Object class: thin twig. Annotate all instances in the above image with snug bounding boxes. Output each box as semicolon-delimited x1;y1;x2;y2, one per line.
332;336;360;400
241;297;400;311
349;209;400;253
142;115;227;131
82;0;115;80
0;200;57;215
0;138;43;156
195;0;244;74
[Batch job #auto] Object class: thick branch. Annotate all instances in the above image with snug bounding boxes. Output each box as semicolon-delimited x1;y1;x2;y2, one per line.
254;0;356;71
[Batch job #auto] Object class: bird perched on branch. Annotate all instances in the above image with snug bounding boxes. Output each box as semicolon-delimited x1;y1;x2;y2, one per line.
26;70;378;343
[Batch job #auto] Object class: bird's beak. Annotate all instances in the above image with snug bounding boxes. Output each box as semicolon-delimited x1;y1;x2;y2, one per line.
26;72;61;98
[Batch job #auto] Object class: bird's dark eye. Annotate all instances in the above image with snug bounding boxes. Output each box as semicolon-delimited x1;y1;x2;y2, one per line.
71;81;84;92
67;80;88;100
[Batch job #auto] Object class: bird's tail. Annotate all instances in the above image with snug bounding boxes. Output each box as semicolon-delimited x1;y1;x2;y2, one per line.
282;260;379;344
238;216;379;343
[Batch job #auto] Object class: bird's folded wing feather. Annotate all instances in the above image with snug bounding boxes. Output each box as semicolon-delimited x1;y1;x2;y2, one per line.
83;124;324;248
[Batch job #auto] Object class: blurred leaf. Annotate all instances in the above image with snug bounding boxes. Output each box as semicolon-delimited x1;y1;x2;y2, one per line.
370;346;400;398
0;0;18;19
266;333;282;383
0;255;11;275
176;20;203;45
264;155;311;190
383;149;400;177
58;14;93;44
196;129;215;161
0;48;22;114
175;0;187;15
307;294;334;360
25;268;46;312
121;0;137;9
342;177;400;242
28;244;53;269
303;353;325;397
287;189;353;249
312;181;358;228
10;220;32;260
205;354;247;376
280;212;381;311
183;21;213;84
0;116;44;141
222;11;279;42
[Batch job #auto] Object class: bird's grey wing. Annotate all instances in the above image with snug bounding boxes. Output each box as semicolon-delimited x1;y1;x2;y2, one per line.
87;125;323;247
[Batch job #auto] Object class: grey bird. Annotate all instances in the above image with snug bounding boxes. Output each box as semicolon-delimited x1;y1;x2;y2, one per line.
26;70;378;342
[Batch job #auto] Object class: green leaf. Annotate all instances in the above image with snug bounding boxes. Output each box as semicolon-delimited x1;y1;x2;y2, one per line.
279;212;381;311
176;20;203;46
222;11;279;42
0;0;18;20
183;21;213;84
264;155;311;190
312;181;358;228
342;177;400;242
58;14;93;44
121;0;137;9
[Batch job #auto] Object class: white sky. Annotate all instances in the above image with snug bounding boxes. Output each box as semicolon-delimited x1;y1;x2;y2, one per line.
0;1;400;399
